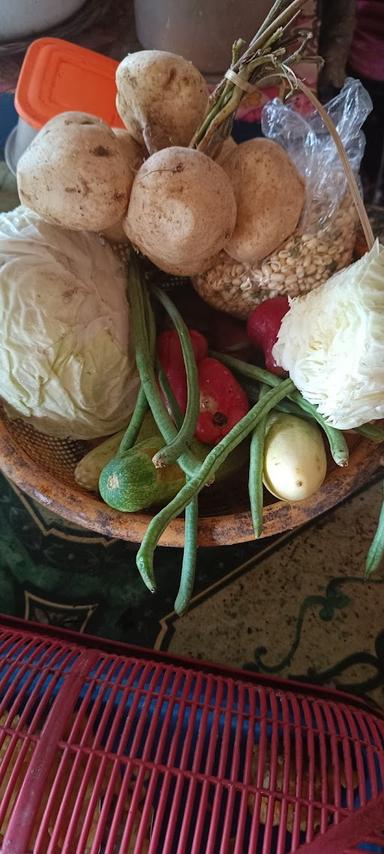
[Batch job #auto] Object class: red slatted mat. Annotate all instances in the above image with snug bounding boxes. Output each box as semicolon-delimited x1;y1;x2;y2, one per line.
0;615;382;853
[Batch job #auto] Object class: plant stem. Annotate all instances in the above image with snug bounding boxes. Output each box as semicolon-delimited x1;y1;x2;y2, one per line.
151;286;200;469
129;255;200;479
242;0;304;59
158;365;183;429
189;0;308;153
174;496;199;615
248;385;269;537
158;362;199;612
243;379;311;421
252;0;294;43
118;278;157;456
365;482;384;577
118;388;148;456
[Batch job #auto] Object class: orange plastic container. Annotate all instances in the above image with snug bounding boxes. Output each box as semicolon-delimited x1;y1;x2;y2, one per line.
15;37;124;130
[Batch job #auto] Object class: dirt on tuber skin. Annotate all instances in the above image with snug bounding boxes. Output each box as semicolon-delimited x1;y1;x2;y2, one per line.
115;50;209;153
124;145;237;277
101;128;147;242
223;139;305;264
17;112;133;232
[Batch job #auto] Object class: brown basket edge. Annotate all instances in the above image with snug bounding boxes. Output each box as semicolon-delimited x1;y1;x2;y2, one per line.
0;415;382;547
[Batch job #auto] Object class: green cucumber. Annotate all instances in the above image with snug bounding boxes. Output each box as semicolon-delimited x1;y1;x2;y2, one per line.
74;412;158;491
99;435;249;512
99;437;184;512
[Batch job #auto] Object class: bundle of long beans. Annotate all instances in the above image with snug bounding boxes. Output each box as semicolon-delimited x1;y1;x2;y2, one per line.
115;0;383;611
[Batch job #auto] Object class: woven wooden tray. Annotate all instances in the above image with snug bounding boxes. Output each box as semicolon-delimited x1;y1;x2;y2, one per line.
0;88;381;548
0;403;382;547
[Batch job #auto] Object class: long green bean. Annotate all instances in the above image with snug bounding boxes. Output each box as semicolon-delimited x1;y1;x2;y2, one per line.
210;350;281;387
158;363;199;612
152;286;200;469
288;394;349;468
248;385;269;538
137;379;294;584
174;496;199;616
118;388;149;456
142;282;157;353
210;350;349;468
129;257;200;479
365;482;384;578
118;280;156;456
158;365;183;430
242;378;314;422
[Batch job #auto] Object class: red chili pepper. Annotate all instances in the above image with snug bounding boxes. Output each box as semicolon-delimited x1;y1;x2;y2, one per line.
157;328;208;411
196;357;249;445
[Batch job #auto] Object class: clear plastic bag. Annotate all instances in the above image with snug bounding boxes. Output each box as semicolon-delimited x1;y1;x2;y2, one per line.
261;77;373;231
193;79;373;319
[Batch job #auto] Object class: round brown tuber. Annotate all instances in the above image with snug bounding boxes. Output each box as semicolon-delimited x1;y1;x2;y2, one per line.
112;127;146;173
17;112;132;232
116;50;209;153
102;128;146;242
124;146;237;277
223;138;305;264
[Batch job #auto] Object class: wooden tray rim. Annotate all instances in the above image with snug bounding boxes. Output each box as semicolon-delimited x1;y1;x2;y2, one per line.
0;417;382;547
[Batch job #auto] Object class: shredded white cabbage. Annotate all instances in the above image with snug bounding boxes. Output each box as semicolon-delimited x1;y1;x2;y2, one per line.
273;240;384;429
0;207;139;439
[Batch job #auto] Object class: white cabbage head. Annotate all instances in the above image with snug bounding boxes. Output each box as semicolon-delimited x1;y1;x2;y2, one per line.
273;240;384;429
0;206;139;439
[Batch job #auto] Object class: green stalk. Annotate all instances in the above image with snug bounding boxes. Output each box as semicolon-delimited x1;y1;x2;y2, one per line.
210;350;283;387
365;483;384;578
151;286;200;469
142;281;157;353
252;0;294;43
190;0;307;153
158;365;183;430
174;496;199;616
118;389;149;456
290;397;349;467
241;0;303;58
243;378;313;422
128;257;204;593
158;362;199;612
118;278;157;456
248;385;269;538
158;369;200;615
129;256;200;479
137;379;294;584
210;350;349;468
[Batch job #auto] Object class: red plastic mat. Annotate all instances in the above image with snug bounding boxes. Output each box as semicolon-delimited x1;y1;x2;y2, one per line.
0;615;383;853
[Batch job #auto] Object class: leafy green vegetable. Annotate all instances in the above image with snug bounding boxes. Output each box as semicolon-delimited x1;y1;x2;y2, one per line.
0;207;138;438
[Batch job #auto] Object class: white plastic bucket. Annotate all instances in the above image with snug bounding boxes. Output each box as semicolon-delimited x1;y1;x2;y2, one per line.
0;0;86;41
134;0;271;75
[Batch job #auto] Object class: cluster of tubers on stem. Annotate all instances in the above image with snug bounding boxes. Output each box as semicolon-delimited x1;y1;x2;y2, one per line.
16;48;305;280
